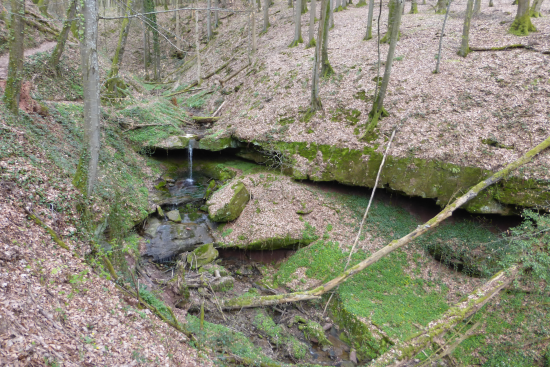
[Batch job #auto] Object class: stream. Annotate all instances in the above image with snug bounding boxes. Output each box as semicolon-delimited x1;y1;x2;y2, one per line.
136;147;520;366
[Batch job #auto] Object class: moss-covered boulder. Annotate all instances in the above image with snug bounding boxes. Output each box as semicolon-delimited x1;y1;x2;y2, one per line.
198;263;229;277
144;217;162;238
253;310;308;360
151;134;197;150
187;243;219;269
207;181;250;222
166;210;182;223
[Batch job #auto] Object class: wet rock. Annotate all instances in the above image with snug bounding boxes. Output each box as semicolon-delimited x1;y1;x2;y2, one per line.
187;243;218;269
207;181;250;222
150;134;198;150
156;205;165;218
166;210;182;223
235;265;254;276
145;222;214;261
144;217;162;238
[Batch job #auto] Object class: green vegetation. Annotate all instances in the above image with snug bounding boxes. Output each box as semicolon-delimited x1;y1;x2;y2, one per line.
253;310;308;360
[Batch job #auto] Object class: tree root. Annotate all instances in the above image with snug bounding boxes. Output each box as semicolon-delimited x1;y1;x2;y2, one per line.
24;205;72;253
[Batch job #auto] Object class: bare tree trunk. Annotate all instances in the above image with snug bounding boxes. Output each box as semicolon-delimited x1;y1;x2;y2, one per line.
309;0;328;113
301;0;307;12
80;0;100;196
263;0;269;31
530;0;543;16
195;9;201;85
510;0;536;34
175;0;183;57
435;0;448;13
213;0;218;27
364;0;403;135
329;0;333;28
144;0;161;80
458;0;474;57
473;0;481;14
105;0;133;96
321;0;333;77
143;0;150;79
410;0;418;13
251;4;256;53
49;0;76;69
372;266;520;366
207;0;212;40
489;0;493;6
307;0;316;48
3;0;25;115
219;135;550;310
434;0;451;73
289;0;303;46
380;0;400;43
364;0;374;39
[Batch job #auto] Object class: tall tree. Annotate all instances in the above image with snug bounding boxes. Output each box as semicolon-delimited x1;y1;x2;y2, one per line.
214;0;219;27
80;0;101;196
309;0;328;113
175;0;182;57
321;0;333;77
410;0;418;13
207;0;212;40
263;0;269;32
473;0;481;15
3;0;25;114
530;0;544;16
363;0;374;40
49;0;77;69
362;0;403;139
195;9;202;85
301;0;307;13
289;0;303;47
435;0;448;13
307;0;316;48
510;0;536;34
105;0;134;97
380;0;401;43
144;0;161;80
458;0;474;57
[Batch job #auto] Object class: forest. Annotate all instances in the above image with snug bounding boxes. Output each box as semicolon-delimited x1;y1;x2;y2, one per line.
0;0;549;365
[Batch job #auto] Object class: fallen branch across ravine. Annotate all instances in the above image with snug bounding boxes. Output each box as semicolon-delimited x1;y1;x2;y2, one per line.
220;134;550;310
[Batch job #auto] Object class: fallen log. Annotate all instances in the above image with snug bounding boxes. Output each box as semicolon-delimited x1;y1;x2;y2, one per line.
191;116;221;123
373;266;519;366
220;134;550;310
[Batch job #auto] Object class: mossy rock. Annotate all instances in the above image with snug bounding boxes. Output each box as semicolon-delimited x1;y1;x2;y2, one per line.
187;243;219;268
204;180;217;200
166;209;182;223
198;263;229;277
150;134;197;150
253;310;308;360
208;181;250;222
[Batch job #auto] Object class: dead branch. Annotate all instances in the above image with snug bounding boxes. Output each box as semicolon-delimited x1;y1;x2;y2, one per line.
220;134;550;310
220;63;250;86
376;267;518;366
191;116;221;123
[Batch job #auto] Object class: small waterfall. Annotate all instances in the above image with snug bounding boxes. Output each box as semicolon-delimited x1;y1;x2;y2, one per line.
187;139;195;182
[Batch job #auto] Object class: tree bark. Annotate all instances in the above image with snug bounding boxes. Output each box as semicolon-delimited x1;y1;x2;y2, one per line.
458;0;474;57
364;0;403;135
510;0;536;34
289;0;303;47
434;0;451;73
410;0;418;13
309;0;328;112
530;0;543;17
213;0;219;27
307;0;316;48
80;0;101;196
373;267;519;366
435;0;448;13
207;0;212;40
301;0;308;13
251;5;256;53
364;0;374;39
329;0;333;28
105;0;133;97
473;0;481;14
49;0;77;69
321;0;333;77
489;0;493;6
195;9;201;85
144;0;160;80
219;134;550;310
380;0;400;43
3;0;25;115
263;0;269;32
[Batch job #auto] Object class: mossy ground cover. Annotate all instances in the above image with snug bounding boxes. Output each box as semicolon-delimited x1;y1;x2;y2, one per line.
272;190;506;359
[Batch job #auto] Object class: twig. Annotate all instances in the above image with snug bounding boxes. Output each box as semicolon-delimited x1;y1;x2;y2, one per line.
212;101;226;117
